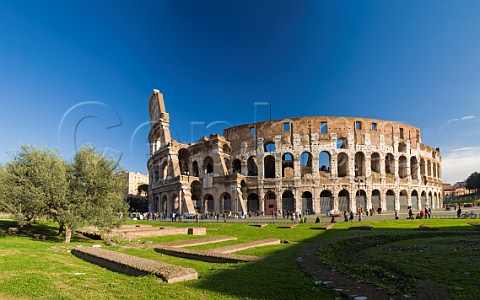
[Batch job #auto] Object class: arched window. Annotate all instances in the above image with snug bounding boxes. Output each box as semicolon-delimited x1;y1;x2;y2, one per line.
399;156;408;178
264;141;276;152
178;148;190;175
371;153;381;173
300;152;312;176
191;161;199;177
282;153;294;177
264;155;275;178
385;153;394;175
319;151;331;172
337;153;348;177
203;156;214;174
354;152;366;177
232;159;241;173
247;156;258;176
410;157;418;180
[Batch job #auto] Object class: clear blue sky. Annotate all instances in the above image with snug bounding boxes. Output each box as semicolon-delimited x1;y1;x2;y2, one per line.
1;0;480;183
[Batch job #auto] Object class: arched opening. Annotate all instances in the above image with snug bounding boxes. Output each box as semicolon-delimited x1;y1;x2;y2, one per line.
320;190;333;214
421;191;427;209
432;163;437;178
371;152;381;174
354;152;366;177
355;190;367;212
247;193;259;212
190;181;202;211
300;152;313;177
433;192;437;209
178;148;190;175
386;190;395;211
203;156;214;174
399;190;408;210
428;191;433;208
337;153;348;177
222;144;231;155
204;194;214;212
420;158;426;177
161;195;167;213
171;194;179;213
337;137;347;149
385;153;394;175
399;156;408;178
247;156;258;176
222;193;232;212
301;191;313;214
232;159;242;173
264;191;276;215
282;190;295;213
319;151;331;172
398;142;407;153
371;190;381;210
411;190;419;210
410;157;418;180
338;190;350;212
282;153;294;177
191;161;199;177
427;161;432;177
264;155;276;178
264;141;276;152
161;161;169;180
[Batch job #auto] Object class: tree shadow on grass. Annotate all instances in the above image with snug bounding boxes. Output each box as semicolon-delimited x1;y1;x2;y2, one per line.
0;219;90;243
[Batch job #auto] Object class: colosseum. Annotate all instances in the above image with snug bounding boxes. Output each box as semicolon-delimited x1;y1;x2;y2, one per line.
147;89;443;216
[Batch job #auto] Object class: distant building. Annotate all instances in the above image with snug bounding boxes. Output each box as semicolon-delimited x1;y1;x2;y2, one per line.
124;172;149;197
443;181;467;199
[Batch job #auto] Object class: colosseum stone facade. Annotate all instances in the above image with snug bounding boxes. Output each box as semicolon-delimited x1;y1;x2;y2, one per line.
147;89;443;216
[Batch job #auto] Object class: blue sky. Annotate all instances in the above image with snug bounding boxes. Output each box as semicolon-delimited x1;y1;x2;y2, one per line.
1;0;480;183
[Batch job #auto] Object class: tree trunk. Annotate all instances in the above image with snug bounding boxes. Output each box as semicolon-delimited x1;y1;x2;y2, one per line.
64;225;72;243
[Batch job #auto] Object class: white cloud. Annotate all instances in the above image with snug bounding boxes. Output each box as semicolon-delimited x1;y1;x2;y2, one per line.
442;146;480;183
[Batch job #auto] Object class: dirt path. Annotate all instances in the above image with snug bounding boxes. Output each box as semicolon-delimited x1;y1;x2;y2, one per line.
297;239;449;300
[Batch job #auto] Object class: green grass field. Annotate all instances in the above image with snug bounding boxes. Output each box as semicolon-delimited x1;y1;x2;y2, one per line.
0;218;479;299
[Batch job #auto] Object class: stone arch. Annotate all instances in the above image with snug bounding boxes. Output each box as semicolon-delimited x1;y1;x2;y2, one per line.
338;190;350;212
222;193;232;212
264;141;276;152
320;190;333;214
354;152;366;177
399;190;408;210
410;157;418;180
247;156;258;176
428;191;433;208
371;152;381;174
385;153;394;175
232;158;242;173
337;137;347;149
432;163;437;178
161;160;169;180
171;194;179;213
222;144;231;155
161;195;167;213
178;148;190;175
410;190;419;210
247;193;259;212
264;155;276;178
282;153;294;177
398;142;407;153
420;158;426;177
203;156;214;174
319;151;331;172
191;161;199;177
371;189;381;210
190;180;202;211
282;190;295;213
264;191;276;215
386;190;395;211
421;191;427;209
301;191;313;214
427;161;432;177
355;189;367;212
337;153;348;177
300;152;313;177
399;155;408;178
204;194;214;212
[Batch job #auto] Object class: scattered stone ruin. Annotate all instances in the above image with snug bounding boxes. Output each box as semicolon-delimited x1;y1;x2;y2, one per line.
147;89;442;216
